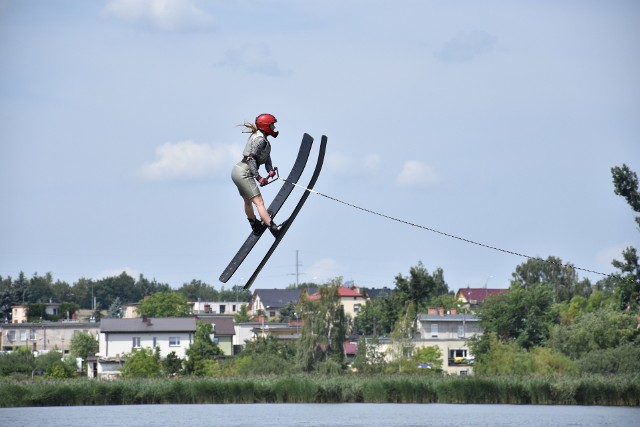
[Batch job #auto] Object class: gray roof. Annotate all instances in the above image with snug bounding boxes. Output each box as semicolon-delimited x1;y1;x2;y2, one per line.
197;316;235;335
253;288;316;308
417;314;480;322
100;317;197;333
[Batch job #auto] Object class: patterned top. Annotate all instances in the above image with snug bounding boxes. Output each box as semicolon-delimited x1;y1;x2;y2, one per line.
242;130;273;179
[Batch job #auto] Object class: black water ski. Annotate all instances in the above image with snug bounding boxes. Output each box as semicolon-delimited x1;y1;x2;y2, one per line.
219;133;314;283
244;135;327;289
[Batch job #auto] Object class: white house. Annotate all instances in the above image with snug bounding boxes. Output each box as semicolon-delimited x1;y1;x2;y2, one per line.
98;317;196;359
415;308;482;375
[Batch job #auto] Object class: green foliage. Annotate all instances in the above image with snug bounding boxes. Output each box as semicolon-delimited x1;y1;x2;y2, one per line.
296;284;347;372
352;296;395;337
120;347;163;378
69;332;98;360
163;351;183;376
233;304;252;322
577;343;640;374
0;347;35;377
176;279;219;301
412;345;443;371
1;375;639;406
511;256;592;303
549;308;639;359
473;333;576;376
610;164;640;309
352;337;387;374
107;297;124;318
478;281;556;349
183;321;222;376
393;262;449;311
136;291;189;318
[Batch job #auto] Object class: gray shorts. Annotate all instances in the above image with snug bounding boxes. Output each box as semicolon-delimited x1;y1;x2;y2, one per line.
231;161;260;200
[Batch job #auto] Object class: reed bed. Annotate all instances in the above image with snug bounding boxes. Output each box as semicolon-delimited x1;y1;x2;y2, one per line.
1;374;638;407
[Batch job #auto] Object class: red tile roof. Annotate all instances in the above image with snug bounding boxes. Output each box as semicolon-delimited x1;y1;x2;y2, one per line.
456;288;509;304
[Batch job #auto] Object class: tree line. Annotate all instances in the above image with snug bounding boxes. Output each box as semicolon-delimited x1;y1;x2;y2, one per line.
0;272;252;322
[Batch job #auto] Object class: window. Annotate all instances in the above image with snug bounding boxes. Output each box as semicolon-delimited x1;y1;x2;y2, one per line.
457;325;465;338
169;337;180;347
29;329;36;340
132;337;141;348
152;337;157;348
220;305;226;314
430;324;438;337
7;331;15;342
354;304;361;313
19;330;27;341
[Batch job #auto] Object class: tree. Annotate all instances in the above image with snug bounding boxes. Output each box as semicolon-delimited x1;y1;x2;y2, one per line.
511;256;591;302
477;281;556;349
611;164;640;310
108;297;124;318
120;347;163;378
163;351;183;376
296;284;347;372
136;292;190;318
176;279;219;301
69;332;98;361
548;308;640;359
412;345;443;371
393;262;449;310
183;321;222;376
234;304;252;322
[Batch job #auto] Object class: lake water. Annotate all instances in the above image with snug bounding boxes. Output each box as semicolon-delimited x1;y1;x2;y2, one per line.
1;403;638;426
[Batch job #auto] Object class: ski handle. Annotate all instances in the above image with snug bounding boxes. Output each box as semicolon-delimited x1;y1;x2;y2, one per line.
262;167;279;186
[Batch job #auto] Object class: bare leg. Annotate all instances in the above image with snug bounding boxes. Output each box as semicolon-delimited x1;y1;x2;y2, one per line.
243;198;257;221
251;195;272;226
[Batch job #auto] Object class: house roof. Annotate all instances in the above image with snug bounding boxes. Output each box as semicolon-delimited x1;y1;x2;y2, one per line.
252;289;311;308
197;316;235;335
364;287;392;299
417;313;480;322
456;288;509;304
307;286;365;301
100;317;197;333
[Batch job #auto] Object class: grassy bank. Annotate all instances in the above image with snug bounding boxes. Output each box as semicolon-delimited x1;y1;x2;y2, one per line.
1;374;638;407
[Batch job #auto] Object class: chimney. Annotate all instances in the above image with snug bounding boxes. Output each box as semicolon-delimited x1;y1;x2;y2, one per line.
450;308;457;315
428;307;438;315
438;307;445;316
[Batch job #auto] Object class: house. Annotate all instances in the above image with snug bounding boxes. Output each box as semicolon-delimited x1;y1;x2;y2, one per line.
307;286;367;318
0;320;99;354
362;287;393;300
98;317;196;359
456;287;509;310
191;301;246;316
196;316;236;355
250;321;299;343
249;289;310;318
415;307;482;375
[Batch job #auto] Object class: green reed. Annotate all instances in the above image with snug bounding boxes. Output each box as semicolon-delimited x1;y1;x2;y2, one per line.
0;374;638;407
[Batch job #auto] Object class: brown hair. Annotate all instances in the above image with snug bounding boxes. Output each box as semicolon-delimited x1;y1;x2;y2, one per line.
239;122;257;133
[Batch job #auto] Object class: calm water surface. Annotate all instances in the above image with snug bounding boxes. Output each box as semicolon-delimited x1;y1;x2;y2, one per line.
1;403;638;427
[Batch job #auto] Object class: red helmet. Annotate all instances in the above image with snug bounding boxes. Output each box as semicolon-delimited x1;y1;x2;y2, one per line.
255;113;279;138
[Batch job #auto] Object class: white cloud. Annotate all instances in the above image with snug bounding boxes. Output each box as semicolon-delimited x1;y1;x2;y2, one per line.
435;30;497;63
396;160;440;188
325;152;352;175
364;154;381;171
103;0;214;31
306;258;339;284
140;140;240;181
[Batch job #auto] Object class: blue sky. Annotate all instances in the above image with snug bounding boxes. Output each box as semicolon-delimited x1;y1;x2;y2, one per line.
1;0;638;292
